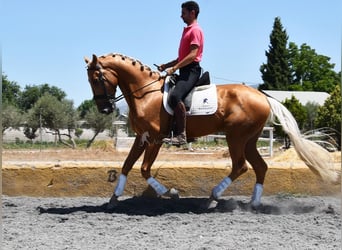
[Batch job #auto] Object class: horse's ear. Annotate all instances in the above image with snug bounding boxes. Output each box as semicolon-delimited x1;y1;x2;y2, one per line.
84;54;98;65
91;54;98;64
84;56;90;64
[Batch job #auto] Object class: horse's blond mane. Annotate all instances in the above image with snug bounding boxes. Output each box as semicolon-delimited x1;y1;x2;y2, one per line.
101;53;159;78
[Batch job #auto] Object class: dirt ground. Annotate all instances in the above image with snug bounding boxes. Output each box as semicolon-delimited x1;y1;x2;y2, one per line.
2;195;341;249
2;143;341;163
2;146;342;249
2;145;230;162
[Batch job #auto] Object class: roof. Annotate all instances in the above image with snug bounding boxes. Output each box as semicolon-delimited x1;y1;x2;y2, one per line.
263;90;330;106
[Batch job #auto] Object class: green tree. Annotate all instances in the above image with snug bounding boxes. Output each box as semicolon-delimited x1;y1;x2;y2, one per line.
2;104;22;134
2;74;21;106
259;17;291;90
28;93;77;148
315;85;341;148
77;99;96;119
273;96;307;148
283;96;307;130
23;126;39;142
84;105;113;148
288;43;339;92
304;101;320;131
22;105;40;142
20;83;66;111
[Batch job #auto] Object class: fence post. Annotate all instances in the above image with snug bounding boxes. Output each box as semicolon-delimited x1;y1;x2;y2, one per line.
269;127;274;157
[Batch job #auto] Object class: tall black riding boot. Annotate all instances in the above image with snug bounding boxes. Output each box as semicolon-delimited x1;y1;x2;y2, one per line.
162;102;187;146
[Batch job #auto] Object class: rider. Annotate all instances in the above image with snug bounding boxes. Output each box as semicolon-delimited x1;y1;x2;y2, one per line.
158;1;204;146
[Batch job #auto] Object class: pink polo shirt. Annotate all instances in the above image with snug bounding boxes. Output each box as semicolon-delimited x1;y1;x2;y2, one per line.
178;22;204;63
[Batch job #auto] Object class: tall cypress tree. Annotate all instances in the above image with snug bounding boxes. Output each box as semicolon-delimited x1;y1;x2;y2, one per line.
259;17;291;90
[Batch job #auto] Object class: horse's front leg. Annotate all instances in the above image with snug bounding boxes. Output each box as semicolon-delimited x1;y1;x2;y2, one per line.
107;136;146;209
141;143;179;199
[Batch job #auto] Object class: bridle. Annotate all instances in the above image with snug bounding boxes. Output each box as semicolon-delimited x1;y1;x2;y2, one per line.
87;64;164;106
87;64;115;102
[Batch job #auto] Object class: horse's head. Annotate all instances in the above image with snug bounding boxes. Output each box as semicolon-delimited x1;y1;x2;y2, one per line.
84;54;118;114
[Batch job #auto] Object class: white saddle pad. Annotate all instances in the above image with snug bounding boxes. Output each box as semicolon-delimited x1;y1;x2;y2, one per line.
163;76;218;116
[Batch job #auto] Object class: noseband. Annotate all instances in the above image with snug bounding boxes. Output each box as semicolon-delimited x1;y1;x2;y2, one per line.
87;63;164;105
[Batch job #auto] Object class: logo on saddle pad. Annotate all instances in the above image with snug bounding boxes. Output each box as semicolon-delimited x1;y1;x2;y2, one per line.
163;76;218;116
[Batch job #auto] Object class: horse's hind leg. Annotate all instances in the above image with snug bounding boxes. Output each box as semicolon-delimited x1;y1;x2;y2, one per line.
245;132;268;207
108;135;146;208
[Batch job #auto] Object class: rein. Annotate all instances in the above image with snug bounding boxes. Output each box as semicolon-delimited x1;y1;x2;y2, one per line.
112;77;163;102
87;64;164;104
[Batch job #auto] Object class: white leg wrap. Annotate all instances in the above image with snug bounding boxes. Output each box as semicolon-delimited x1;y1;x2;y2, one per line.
251;183;263;207
212;177;232;199
114;174;127;197
147;177;168;196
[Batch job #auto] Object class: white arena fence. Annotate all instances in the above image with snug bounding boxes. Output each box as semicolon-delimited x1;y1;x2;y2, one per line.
205;127;274;157
3;127;274;156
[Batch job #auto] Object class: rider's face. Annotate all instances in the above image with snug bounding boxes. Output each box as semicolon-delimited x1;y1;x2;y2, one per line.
181;8;194;25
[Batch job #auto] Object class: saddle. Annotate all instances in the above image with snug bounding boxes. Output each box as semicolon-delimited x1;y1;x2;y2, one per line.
163;71;218;116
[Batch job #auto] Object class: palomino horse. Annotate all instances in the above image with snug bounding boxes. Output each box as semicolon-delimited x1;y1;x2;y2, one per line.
85;53;338;209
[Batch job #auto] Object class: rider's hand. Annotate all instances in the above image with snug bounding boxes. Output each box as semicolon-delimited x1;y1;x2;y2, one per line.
158;64;166;72
166;67;176;76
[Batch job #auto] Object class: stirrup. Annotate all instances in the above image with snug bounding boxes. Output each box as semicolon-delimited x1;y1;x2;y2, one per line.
162;134;187;146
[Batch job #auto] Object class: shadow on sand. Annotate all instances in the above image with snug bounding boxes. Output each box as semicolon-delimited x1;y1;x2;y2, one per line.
38;196;319;216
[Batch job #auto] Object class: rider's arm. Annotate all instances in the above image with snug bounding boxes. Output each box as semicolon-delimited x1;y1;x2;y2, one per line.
169;44;199;74
159;59;178;72
159;44;199;75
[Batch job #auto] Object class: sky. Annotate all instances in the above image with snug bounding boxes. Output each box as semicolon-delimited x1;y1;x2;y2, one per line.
2;0;341;108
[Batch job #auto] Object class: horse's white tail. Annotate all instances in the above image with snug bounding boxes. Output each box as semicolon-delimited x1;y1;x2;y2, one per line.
267;96;340;184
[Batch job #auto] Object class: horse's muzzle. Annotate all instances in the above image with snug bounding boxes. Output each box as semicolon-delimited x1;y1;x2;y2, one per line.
100;106;113;115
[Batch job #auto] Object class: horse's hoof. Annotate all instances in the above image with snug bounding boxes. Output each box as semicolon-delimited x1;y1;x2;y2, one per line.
166;188;180;199
204;196;218;210
250;203;262;211
250;200;261;209
244;200;263;212
106;196;119;210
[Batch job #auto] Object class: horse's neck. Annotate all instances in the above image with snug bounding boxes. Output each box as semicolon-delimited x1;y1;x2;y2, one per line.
106;54;159;88
121;74;162;112
105;54;163;114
